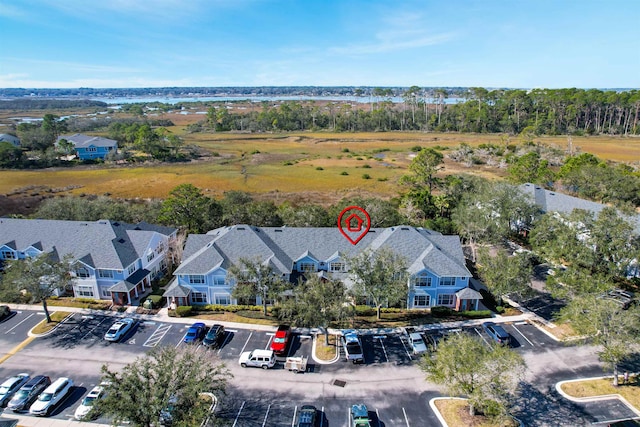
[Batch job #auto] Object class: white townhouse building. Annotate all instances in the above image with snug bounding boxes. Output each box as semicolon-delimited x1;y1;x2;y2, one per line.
164;224;477;310
0;218;177;305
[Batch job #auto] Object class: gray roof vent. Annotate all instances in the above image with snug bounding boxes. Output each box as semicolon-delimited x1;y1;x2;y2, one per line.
275;229;283;232
401;227;410;231
118;238;126;243
237;227;246;230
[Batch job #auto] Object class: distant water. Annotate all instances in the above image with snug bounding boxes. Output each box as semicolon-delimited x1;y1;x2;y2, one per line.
89;95;464;105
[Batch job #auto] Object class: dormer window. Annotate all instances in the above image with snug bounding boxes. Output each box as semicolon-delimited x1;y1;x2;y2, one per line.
329;262;346;272
1;250;16;260
75;266;90;278
299;262;316;272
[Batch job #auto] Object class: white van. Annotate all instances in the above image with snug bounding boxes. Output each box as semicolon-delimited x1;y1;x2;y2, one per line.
29;377;74;416
239;349;276;369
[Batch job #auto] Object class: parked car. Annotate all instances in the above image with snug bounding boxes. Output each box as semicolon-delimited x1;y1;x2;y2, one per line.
104;318;135;342
239;349;276;369
0;373;30;407
7;375;51;412
342;330;364;364
296;404;317;427
599;289;635;310
159;395;178;426
74;383;106;420
29;377;74;416
202;324;225;348
184;322;206;343
0;305;13;322
483;322;510;345
407;332;428;355
270;324;291;355
423;332;444;353
350;403;371;427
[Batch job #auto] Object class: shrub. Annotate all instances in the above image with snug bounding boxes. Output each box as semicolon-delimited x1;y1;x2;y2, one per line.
175;305;193;317
431;306;453;317
147;294;164;308
283;161;294;166
362;174;371;179
316;166;324;170
354;305;376;316
340;171;349;175
377;177;388;182
342;148;350;153
361;164;371;168
410;145;423;152
460;310;492;319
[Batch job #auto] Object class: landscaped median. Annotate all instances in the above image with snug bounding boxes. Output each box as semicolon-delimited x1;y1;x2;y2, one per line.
429;398;521;427
557;375;640;417
30;311;74;335
313;333;340;363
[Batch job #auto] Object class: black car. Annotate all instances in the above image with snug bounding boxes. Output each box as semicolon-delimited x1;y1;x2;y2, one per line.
7;375;51;412
0;305;12;322
202;324;225;348
296;405;317;427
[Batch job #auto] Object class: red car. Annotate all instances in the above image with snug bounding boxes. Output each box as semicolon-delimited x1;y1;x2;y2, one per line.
270;325;291;355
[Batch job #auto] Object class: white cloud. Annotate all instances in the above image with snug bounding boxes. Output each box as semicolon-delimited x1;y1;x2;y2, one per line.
329;32;455;55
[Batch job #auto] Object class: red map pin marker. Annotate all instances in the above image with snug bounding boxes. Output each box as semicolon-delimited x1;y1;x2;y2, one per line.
337;206;371;245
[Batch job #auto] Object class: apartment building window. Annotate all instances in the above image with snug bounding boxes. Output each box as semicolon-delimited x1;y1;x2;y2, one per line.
156;243;165;254
192;292;207;304
438;294;455;305
77;286;94;297
215;295;231;305
212;276;226;286
440;277;456;286
413;295;430;307
98;269;114;279
329;262;346;272
128;264;136;275
101;289;112;298
75;267;90;278
189;275;205;284
147;252;155;262
1;250;16;260
414;276;432;287
299;262;316;272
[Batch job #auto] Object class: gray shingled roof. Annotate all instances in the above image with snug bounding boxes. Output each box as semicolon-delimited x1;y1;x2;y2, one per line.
518;183;640;234
0;219;176;269
57;134;117;149
456;287;483;299
176;225;471;279
0;133;20;146
109;268;150;292
163;280;192;297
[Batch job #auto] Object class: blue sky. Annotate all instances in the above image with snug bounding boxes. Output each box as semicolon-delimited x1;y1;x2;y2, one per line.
1;0;638;89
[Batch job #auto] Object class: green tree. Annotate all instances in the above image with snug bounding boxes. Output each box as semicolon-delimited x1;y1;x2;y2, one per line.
158;184;222;233
421;333;526;419
98;346;230;427
402;148;444;194
507;151;555;184
558;296;640;386
346;248;408;320
42;113;66;142
228;257;291;315
0;254;74;323
0;141;24;167
477;249;534;301
279;275;351;341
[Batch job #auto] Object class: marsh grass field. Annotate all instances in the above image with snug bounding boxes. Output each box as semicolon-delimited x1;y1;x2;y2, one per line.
2;116;640;205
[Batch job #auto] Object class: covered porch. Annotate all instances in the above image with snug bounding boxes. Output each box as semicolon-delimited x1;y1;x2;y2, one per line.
454;286;483;311
162;280;192;308
109;269;151;306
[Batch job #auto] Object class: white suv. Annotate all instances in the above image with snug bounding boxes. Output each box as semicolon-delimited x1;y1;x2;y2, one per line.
239;349;276;369
29;377;74;416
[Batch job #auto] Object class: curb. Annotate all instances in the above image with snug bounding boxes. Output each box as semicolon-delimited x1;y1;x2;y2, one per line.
311;333;340;365
429;397;524;427
556;375;640;418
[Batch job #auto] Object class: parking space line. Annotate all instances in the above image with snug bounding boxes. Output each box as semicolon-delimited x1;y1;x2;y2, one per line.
143;324;172;348
265;333;273;350
402;407;410;426
231;401;245;427
512;324;534;346
81;317;109;340
399;336;413;359
4;313;35;334
377;337;388;363
217;332;232;355
261;403;271;427
239;332;253;355
474;327;492;348
375;409;381;427
320;406;324;427
291;405;297;427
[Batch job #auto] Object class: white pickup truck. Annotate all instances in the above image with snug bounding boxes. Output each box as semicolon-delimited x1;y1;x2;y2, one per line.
341;330;364;364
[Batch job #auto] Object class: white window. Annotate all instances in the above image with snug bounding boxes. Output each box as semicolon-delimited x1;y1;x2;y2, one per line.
156;243;165;254
438;294;455;305
212;276;226;286
440;277;456;287
215;295;231;305
98;269;113;279
75;266;90;278
189;275;205;284
1;250;16;260
101;289;112;298
299;262;316;272
413;295;430;307
329;262;346;272
128;264;136;275
87;147;97;152
192;291;207;304
146;252;155;262
414;276;432;287
77;286;94;297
